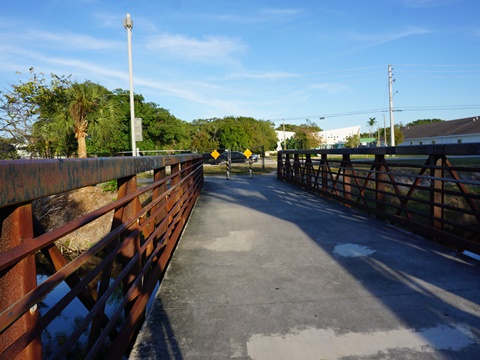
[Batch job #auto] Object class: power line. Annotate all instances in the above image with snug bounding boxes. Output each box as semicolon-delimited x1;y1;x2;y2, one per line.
269;104;480;122
398;104;480;111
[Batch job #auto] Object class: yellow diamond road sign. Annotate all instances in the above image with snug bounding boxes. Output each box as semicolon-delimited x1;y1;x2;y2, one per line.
243;149;252;159
211;149;220;159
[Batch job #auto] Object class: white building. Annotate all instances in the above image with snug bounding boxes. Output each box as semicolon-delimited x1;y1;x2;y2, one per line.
319;126;361;147
400;116;480;145
276;125;361;150
276;130;295;150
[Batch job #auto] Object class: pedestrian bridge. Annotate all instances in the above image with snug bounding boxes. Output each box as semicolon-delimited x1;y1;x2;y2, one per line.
130;174;480;359
1;145;479;359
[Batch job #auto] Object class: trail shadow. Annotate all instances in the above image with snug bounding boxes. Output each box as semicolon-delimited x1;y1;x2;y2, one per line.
130;296;183;360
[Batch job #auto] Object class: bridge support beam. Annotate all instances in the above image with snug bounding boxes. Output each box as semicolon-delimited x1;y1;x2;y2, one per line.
0;204;41;359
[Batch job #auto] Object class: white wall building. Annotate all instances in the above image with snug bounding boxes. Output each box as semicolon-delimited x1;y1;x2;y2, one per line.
319;126;361;147
276;125;361;150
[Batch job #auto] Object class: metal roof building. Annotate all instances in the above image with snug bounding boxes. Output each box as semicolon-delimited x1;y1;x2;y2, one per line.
401;116;480;145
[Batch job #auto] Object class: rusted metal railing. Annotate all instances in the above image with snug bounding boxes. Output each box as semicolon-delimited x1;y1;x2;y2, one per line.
278;144;480;255
0;154;203;359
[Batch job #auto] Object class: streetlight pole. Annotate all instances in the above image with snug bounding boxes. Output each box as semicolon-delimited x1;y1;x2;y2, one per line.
388;64;395;147
124;13;136;156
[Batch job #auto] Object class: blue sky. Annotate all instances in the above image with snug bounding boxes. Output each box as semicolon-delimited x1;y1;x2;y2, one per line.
2;0;480;131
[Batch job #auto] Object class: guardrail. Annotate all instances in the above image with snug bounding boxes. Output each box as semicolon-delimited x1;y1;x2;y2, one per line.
0;154;203;359
278;144;480;255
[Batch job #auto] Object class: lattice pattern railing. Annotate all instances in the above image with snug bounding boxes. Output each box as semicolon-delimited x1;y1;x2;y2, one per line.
0;155;203;359
278;144;480;255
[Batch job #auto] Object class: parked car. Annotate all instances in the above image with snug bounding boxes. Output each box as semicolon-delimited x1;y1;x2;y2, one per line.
201;153;214;164
210;151;247;165
250;154;259;162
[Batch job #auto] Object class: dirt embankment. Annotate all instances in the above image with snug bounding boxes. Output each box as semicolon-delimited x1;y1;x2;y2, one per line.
33;186;115;254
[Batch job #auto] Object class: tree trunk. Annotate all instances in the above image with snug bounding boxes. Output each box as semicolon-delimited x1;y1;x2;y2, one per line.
78;134;87;158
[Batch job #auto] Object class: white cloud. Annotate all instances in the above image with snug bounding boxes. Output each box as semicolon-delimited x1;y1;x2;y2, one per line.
332;26;432;58
93;12;122;29
29;30;121;50
4;28;122;51
8;49;244;115
262;8;303;16
178;7;303;24
227;71;299;80
309;83;351;94
350;26;432;44
146;34;246;64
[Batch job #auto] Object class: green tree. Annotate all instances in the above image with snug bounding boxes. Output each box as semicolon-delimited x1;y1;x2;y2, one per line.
218;117;248;149
345;134;360;148
192;116;277;151
190;118;221;151
250;119;278;151
104;91;192;154
1;70;121;158
0;69;70;156
141;106;190;150
367;117;376;137
291;119;322;149
0;137;19;159
46;81;121;158
275;123;298;132
379;125;404;145
405;119;444;127
31;116;76;158
91;88;137;155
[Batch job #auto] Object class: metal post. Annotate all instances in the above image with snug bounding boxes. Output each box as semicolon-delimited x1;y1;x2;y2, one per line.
388;64;395;147
262;145;265;172
249;158;253;178
226;149;230;180
377;122;380;147
383;114;387;146
124;13;136;156
0;204;41;359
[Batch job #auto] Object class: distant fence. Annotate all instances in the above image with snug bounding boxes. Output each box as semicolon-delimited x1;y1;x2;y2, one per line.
278;144;480;255
0;154;203;359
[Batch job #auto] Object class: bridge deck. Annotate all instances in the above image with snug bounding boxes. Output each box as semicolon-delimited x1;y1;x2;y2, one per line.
131;174;480;359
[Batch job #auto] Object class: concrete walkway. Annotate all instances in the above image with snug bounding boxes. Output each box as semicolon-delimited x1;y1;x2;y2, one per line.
130;173;480;360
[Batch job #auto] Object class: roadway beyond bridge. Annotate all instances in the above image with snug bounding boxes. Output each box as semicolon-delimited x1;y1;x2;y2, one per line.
130;173;480;360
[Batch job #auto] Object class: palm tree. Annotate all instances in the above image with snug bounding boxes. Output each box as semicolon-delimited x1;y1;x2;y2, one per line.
52;81;120;158
367;117;376;138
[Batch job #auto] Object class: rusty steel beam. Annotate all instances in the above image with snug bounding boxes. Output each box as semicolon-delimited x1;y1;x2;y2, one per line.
0;155;201;208
430;155;445;231
0;204;41;359
278;142;480;157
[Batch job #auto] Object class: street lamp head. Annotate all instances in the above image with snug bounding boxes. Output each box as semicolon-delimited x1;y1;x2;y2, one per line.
124;13;133;30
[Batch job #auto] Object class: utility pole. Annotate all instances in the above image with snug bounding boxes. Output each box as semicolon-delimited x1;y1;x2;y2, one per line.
283;118;286;149
377;121;380;147
124;13;136;156
383;113;387;146
388;64;395;147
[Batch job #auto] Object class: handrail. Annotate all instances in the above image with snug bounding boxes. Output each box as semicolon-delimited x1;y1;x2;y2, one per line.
277;144;480;255
0;154;204;359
